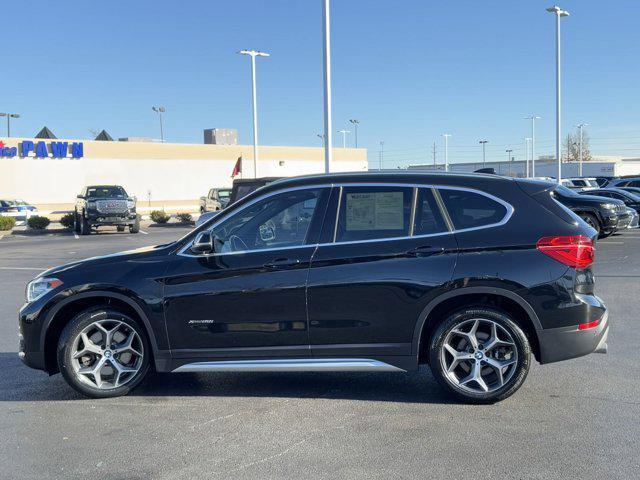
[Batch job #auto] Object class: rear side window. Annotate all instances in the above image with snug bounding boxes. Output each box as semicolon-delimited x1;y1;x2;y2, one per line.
439;188;508;230
336;186;412;242
414;188;448;235
628;180;640;187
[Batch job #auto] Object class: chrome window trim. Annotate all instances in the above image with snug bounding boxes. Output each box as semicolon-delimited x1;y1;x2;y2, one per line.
178;181;514;258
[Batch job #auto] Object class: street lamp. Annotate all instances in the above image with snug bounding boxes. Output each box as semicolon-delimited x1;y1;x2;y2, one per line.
479;140;488;168
506;149;513;176
322;0;333;173
379;141;384;170
238;49;270;178
525;138;532;177
349;119;360;148
317;133;325;147
525;116;541;177
0;113;20;137
442;134;451;172
575;123;589;176
337;129;351;148
547;5;570;183
151;107;165;142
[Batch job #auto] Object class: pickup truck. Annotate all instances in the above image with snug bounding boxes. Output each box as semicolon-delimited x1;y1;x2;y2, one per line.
199;188;232;214
74;185;139;235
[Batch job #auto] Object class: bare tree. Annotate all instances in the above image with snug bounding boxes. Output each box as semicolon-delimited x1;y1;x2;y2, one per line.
564;128;592;162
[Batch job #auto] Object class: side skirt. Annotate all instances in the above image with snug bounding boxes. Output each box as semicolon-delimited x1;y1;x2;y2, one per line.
172;358;406;373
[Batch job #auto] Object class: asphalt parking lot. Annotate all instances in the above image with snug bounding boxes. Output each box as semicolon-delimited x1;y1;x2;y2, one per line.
1;227;639;480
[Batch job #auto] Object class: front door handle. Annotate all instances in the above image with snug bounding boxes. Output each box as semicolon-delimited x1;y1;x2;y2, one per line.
406;246;445;257
263;258;301;270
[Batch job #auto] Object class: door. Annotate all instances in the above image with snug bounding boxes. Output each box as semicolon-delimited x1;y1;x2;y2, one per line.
307;185;458;359
164;186;331;360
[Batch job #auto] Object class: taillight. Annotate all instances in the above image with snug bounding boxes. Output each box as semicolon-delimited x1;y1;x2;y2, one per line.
536;235;595;269
578;319;601;330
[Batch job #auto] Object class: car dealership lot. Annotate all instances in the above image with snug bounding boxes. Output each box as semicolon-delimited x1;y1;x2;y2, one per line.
1;229;639;479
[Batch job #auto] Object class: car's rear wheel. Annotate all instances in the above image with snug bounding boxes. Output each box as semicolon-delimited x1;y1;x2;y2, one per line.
57;307;150;398
429;308;531;404
129;216;140;234
579;213;601;236
73;211;81;233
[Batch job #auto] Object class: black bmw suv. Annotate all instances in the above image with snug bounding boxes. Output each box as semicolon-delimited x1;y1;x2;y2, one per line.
19;173;608;403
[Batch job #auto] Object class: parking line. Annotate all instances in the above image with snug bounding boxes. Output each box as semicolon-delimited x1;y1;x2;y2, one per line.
139;230;148;235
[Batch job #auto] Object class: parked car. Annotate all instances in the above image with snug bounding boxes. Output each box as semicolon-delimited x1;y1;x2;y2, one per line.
606;176;640;188
19;173;608;403
195;210;220;227
561;177;599;191
579;188;640;214
0;199;37;216
620;186;640;196
592;176;616;187
74;185;139;235
626;207;639;229
552;184;625;237
199;188;231;214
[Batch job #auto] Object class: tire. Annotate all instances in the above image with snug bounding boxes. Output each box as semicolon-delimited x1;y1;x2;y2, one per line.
116;225;125;232
579;213;601;237
129;216;140;234
73;211;81;233
56;307;150;398
428;307;531;404
80;212;91;235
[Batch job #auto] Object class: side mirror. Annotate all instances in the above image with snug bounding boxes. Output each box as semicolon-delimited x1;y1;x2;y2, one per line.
191;231;214;254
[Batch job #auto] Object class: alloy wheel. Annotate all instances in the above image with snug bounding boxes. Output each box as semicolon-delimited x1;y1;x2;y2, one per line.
70;319;144;390
440;318;518;394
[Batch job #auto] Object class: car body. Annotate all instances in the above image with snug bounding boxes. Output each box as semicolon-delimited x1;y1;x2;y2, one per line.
199;188;232;214
561;177;599;191
19;173;608;403
620;186;640;197
606;176;640;189
592;176;616;187
74;185;139;235
626;207;639;229
552;184;625;237
580;188;640;214
0;199;37;218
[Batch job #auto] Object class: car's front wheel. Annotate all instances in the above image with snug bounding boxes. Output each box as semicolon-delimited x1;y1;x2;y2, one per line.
429;308;531;404
57;307;150;398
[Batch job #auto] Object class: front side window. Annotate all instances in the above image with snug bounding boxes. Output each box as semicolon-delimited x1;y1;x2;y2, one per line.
335;186;412;242
439;188;508;230
209;188;324;253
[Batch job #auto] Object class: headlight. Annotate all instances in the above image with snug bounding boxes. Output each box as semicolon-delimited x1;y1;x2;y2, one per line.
127;199;135;209
601;203;616;210
26;277;63;303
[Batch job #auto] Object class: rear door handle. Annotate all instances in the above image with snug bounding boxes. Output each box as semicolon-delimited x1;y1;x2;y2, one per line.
406;246;445;257
263;258;301;270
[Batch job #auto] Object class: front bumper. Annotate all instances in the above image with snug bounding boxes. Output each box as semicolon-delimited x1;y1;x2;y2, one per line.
86;211;137;226
538;309;609;364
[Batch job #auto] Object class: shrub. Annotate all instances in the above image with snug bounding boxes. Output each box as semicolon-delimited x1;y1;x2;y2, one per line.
176;212;193;224
59;213;75;229
0;216;16;231
27;216;51;230
150;210;170;224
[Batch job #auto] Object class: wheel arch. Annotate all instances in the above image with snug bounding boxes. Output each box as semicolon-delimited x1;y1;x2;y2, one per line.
41;291;161;374
413;287;542;364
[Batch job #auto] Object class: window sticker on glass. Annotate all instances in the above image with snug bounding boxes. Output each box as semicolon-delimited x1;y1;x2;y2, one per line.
346;191;404;231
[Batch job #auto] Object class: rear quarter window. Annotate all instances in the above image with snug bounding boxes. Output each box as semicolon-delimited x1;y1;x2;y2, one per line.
438;188;508;230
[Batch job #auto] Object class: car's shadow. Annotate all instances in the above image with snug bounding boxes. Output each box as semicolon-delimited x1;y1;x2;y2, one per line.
0;352;455;405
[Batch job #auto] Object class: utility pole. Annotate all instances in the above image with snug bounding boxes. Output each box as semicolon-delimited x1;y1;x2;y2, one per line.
442;134;451;172
506;149;513;176
432;142;437;169
479;140;488;168
379;141;384;170
576;123;588;176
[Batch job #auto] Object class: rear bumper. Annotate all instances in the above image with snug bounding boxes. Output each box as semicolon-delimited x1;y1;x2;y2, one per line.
538;309;609;364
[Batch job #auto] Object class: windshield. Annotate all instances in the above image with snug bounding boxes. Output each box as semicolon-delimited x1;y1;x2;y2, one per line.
218;189;231;198
86;186;128;198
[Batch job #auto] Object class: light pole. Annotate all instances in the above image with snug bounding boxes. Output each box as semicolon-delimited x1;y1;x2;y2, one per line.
479;140;488;168
322;0;333;173
525;116;541;177
317;134;325;147
506;149;513;176
0;113;20;137
442;134;451;172
349;119;359;148
575;123;588;176
151;107;165;142
379;141;384;170
547;5;569;183
337;129;351;148
525;137;532;177
238;50;270;178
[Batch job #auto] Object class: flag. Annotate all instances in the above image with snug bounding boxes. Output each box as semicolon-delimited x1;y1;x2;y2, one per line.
231;156;242;178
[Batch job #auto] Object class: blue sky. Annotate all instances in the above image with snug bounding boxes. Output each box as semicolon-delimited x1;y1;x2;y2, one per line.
3;0;640;167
